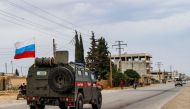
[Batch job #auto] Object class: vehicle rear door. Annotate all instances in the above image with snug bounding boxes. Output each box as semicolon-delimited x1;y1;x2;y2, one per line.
90;72;98;100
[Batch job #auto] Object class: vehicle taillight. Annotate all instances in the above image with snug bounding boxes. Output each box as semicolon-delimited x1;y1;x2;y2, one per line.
27;96;40;101
66;97;75;102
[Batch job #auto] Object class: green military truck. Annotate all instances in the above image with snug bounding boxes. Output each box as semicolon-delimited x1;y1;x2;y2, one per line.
26;51;102;109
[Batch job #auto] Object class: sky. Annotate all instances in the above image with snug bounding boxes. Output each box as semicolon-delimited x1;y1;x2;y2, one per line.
0;0;189;75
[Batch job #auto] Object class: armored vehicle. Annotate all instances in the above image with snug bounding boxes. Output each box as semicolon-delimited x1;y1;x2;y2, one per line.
26;51;102;109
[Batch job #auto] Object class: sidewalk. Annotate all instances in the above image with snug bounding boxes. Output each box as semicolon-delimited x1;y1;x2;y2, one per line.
161;85;190;109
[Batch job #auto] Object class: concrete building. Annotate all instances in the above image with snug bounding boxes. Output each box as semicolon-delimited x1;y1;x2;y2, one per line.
151;71;171;83
111;53;152;85
0;75;26;91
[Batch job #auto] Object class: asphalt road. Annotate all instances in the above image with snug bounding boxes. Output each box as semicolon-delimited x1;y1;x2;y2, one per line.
0;83;184;109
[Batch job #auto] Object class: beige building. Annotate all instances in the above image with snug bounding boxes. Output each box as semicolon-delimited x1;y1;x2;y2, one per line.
111;53;152;85
151;71;170;83
0;76;26;91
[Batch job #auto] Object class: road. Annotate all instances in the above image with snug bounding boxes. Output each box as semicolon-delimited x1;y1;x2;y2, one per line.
0;83;184;109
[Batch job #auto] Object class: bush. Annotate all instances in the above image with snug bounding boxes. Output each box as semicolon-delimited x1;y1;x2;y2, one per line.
113;72;127;87
124;69;140;80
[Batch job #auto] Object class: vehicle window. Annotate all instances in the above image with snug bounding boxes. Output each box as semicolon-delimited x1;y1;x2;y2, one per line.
78;70;82;76
85;72;89;76
91;74;96;81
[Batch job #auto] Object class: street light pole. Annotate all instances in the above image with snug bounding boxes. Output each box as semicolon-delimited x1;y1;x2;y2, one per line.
11;61;13;74
109;53;113;88
5;63;7;73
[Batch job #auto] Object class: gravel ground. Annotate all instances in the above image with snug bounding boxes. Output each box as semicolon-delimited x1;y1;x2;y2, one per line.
161;84;190;109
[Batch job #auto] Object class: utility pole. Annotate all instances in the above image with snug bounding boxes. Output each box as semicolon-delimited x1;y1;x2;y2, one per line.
112;41;127;71
53;39;57;58
11;61;13;74
156;62;163;82
108;53;113;88
20;66;23;76
170;65;173;80
5;63;7;73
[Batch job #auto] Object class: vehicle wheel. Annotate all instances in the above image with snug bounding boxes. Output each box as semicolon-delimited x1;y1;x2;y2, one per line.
37;104;45;109
59;103;67;109
30;105;36;109
48;67;74;93
16;95;19;100
92;93;102;109
76;93;84;109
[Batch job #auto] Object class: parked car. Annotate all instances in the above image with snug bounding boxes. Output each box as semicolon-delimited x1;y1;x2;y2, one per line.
175;79;183;87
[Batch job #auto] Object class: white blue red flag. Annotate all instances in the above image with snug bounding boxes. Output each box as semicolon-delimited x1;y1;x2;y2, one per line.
14;39;35;59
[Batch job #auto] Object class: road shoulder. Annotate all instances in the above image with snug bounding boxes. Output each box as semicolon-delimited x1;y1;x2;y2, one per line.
161;84;190;109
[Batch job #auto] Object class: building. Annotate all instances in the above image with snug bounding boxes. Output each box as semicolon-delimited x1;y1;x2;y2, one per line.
0;75;26;91
151;71;171;83
111;53;152;85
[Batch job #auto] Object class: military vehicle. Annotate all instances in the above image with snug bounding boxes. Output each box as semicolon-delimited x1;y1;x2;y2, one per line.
26;51;102;109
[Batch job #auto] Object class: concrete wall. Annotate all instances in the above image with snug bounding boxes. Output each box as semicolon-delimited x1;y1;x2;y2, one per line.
0;76;8;90
0;76;26;90
9;77;26;88
121;61;147;76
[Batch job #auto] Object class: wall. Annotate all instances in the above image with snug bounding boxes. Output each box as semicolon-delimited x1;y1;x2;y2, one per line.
0;76;26;90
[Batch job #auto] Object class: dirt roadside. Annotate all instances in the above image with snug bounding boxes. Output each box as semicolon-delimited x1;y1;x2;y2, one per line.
161;85;190;109
0;91;25;105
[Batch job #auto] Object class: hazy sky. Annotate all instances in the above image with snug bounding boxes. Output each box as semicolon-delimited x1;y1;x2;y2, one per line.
0;0;189;75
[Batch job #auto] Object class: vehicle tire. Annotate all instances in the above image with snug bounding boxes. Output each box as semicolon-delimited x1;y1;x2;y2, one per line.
30;105;36;109
59;102;67;109
48;67;74;93
37;104;45;109
16;94;20;100
92;93;102;109
76;93;84;109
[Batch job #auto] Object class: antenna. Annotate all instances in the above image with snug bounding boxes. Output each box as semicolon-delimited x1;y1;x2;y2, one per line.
53;38;57;58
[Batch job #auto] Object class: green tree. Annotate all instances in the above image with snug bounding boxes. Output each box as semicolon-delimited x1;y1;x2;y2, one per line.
124;69;140;80
112;65;127;86
96;37;110;79
86;32;98;71
15;69;19;76
75;30;81;63
79;33;85;64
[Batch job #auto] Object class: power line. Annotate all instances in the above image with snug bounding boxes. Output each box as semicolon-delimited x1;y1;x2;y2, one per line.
0;16;54;37
112;41;127;71
0;0;93;60
0;9;80;46
3;0;94;39
20;0;78;29
20;0;94;38
0;8;90;43
0;9;71;40
5;0;74;31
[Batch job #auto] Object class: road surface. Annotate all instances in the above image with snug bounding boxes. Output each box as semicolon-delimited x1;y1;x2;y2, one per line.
0;83;184;109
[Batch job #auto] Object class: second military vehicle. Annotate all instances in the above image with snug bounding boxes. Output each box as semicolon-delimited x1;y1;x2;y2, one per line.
26;51;102;109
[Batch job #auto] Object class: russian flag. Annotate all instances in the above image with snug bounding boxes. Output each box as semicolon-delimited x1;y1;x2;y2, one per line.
14;40;35;59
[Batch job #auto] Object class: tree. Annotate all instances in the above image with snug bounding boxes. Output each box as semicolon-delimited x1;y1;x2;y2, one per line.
75;30;81;63
86;33;110;80
124;69;140;80
15;69;19;76
79;33;85;64
96;37;110;79
86;32;98;71
112;64;127;87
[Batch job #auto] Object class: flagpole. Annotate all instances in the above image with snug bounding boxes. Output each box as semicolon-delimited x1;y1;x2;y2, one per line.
33;37;36;63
